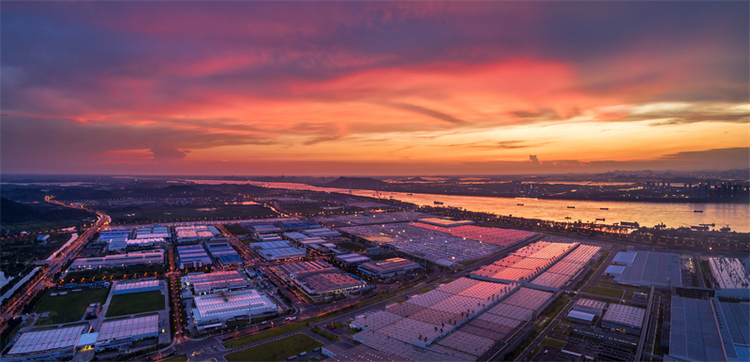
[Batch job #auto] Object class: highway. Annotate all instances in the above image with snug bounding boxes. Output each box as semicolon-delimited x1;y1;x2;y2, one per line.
0;201;109;334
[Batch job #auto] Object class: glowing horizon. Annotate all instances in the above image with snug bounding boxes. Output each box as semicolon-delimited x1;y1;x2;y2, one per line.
1;2;748;176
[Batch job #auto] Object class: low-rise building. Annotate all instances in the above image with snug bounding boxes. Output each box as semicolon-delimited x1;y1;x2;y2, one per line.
567;310;596;325
358;258;422;278
274;261;338;279
297;273;369;297
3;325;86;362
185;270;250;295
335;253;372;266
84;303;102;319
177;244;212;269
573;298;607;316
192;289;278;327
113;279;161;295
69;251;164;270
601;304;645;335
95;315;160;352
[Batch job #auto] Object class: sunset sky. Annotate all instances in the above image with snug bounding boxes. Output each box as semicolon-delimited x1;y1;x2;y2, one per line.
2;1;748;176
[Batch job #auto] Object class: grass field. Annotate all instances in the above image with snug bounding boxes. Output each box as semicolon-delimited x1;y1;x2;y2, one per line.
416;287;434;294
225;334;323;362
586;286;624;299
106;291;165;317
542;338;567;349
34;288;109;325
393;297;408;303
160;354;188;362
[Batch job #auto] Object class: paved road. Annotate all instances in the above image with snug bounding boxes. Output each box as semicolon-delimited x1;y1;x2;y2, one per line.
0;203;109;334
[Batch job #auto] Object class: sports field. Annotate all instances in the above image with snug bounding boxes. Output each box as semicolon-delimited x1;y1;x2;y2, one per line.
106;290;165;317
34;288;109;325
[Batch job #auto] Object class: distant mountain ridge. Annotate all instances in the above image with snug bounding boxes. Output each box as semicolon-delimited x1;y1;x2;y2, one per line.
324;177;388;190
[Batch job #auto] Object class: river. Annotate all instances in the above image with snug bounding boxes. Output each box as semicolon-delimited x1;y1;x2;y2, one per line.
185;179;750;233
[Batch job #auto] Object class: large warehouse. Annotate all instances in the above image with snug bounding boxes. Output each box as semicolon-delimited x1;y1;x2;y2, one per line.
177;244;212;269
251;240;307;261
3;325;86;361
297;273;369;297
68;251;164;270
601;304;646;335
612;251;682;288
192;289;278;327
113;279;161;295
669;296;750;362
185;270;250;295
358;258;422;278
95;315;160;352
274;261;338;279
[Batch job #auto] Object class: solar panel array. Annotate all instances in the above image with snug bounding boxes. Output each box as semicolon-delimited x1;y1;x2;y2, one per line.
530;244;601;289
352;277;518;360
472;241;579;282
7;325;85;355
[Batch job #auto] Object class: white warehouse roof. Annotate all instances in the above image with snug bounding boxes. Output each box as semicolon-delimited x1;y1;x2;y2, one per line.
97;315;159;343
7;325;85;355
193;289;277;324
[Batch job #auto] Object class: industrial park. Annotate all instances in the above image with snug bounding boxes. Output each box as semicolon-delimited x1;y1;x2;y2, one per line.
0;182;747;362
1;1;748;362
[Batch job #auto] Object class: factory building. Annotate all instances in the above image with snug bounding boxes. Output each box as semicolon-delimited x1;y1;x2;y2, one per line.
274;261;338;279
297;272;369;298
3;325;86;362
205;241;243;267
249;223;281;235
335;254;372;267
612;251;682;288
68;251;164;270
275;220;320;231
258;234;283;242
251;240;306;261
567;310;596;325
175;225;219;243
612;251;637;266
668;296;750;362
94;315;160;352
113;279;161;295
358;258;422;278
601;304;646;335
302;228;341;238
185;270;250;295
176;244;212;269
192;289;278;328
572;298;607;317
282;232;309;242
134;226;170;239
